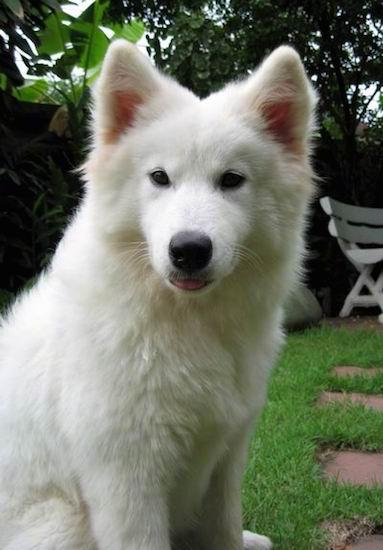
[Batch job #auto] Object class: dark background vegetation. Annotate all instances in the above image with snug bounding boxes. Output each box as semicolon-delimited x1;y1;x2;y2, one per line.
1;0;383;315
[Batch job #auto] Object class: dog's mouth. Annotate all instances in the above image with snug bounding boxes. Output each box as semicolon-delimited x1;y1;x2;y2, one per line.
169;278;212;291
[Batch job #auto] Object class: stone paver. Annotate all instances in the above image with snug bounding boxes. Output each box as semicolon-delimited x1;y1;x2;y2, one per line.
319;391;383;411
320;360;383;544
324;450;383;487
332;366;383;378
350;534;383;549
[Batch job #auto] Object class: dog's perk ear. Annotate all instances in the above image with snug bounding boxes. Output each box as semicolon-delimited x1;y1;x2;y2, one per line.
93;40;160;146
242;46;316;155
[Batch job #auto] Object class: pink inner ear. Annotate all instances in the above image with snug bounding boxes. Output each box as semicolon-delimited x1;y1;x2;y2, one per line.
106;91;143;143
263;101;295;150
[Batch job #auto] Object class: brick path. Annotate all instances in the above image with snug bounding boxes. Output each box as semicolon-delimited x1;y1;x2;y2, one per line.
320;364;383;549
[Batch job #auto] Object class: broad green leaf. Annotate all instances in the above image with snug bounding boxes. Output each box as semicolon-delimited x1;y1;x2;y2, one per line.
70;20;93;38
15;79;49;102
37;12;70;55
77;0;106;26
111;19;145;43
79;27;109;71
3;0;24;19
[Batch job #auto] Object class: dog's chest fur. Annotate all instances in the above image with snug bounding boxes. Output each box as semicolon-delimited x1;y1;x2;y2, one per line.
55;283;263;529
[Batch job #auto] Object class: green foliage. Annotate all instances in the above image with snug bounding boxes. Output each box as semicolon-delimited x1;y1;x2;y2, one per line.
0;97;81;292
2;1;145;105
3;1;145;156
0;0;61;86
0;0;144;294
159;11;237;98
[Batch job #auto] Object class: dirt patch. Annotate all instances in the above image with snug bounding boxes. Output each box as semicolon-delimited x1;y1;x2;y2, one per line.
320;316;383;333
322;518;375;549
317;447;337;466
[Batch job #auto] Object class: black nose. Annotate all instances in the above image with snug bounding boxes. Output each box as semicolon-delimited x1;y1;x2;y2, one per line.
169;231;213;272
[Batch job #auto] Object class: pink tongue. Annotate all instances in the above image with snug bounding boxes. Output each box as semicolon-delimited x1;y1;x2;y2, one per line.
173;279;206;290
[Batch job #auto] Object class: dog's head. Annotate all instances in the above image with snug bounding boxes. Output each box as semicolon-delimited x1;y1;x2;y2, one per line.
85;41;316;296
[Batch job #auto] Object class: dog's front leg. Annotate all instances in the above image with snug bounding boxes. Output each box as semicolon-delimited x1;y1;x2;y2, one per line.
80;462;171;550
197;429;246;550
197;426;272;550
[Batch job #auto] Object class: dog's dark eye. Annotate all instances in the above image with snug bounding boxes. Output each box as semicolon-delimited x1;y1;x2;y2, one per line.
219;172;245;190
150;169;170;187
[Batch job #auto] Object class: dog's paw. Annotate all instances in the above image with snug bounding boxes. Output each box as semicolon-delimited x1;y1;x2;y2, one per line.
243;530;272;550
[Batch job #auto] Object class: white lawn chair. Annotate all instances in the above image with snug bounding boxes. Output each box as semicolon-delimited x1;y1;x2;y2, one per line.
320;196;383;323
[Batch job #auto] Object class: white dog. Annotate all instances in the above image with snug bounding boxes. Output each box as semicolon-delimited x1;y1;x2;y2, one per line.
0;41;315;549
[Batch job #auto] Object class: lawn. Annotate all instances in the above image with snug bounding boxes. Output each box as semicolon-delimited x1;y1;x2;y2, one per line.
242;326;383;550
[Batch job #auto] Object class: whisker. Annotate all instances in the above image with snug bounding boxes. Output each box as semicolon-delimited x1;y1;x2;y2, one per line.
233;244;264;274
236;244;263;266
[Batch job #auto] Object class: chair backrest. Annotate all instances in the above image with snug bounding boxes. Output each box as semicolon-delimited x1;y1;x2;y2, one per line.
320;196;383;245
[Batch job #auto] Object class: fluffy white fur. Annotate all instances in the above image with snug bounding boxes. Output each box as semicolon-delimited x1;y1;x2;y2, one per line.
0;41;316;549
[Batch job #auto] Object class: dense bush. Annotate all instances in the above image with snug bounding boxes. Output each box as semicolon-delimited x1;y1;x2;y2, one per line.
0;93;82;292
0;0;144;296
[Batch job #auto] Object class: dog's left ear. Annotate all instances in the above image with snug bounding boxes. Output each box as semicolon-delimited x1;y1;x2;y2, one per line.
241;46;316;155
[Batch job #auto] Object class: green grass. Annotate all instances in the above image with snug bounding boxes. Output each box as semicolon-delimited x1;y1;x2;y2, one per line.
242;327;383;549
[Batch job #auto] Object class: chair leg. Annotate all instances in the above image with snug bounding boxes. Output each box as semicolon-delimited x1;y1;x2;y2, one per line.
339;266;373;318
339;297;355;317
363;270;383;322
374;270;383;294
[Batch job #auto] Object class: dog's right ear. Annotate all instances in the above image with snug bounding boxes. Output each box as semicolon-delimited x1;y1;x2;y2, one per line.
93;40;160;146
